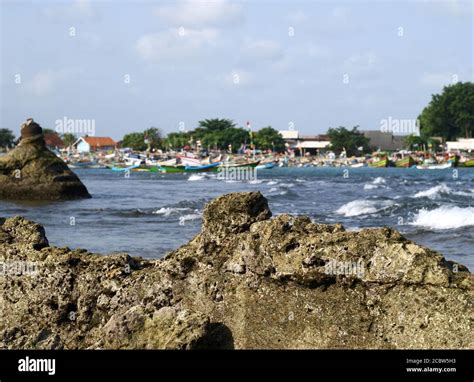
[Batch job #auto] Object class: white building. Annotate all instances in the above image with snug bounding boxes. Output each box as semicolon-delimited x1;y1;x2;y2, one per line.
446;138;474;152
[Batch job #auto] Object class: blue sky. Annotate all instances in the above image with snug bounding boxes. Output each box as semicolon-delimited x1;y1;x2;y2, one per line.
1;0;472;140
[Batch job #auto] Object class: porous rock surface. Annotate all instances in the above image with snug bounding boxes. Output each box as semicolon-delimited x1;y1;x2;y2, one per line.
0;192;472;349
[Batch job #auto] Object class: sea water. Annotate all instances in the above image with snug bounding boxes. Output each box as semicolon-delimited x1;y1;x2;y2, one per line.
1;167;473;270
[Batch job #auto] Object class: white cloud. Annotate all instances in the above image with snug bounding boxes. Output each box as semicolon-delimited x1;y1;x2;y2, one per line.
420;72;458;88
25;71;56;96
43;0;98;22
241;40;283;61
288;10;307;24
308;44;330;59
344;52;377;71
423;0;473;17
215;68;253;87
154;0;243;28
136;28;218;62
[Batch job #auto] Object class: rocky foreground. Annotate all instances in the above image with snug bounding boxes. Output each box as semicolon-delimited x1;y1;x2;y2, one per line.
0;192;472;349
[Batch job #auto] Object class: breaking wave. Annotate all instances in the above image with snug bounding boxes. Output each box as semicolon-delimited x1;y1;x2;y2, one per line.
336;199;395;217
410;206;474;230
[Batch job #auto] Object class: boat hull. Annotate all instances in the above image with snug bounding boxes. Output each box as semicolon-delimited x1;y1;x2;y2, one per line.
395;157;415;168
459;159;474;167
369;159;389;168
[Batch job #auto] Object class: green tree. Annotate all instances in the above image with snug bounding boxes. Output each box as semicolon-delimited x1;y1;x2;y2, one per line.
419;82;474;140
192;118;248;152
144;127;162;150
164;132;190;150
327;126;371;156
404;134;427;150
0;128;15;149
122;132;146;151
254;126;285;152
62;133;77;147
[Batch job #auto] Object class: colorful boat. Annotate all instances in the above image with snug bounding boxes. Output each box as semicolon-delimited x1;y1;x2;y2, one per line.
255;162;275;170
458;159;474;167
220;161;260;169
158;162;221;173
416;163;452;170
395;156;415;168
369;158;389;168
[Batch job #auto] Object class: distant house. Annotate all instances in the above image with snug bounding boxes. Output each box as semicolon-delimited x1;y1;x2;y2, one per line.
279;130;331;155
446;138;474;152
361;131;405;151
44;132;64;150
73;136;116;153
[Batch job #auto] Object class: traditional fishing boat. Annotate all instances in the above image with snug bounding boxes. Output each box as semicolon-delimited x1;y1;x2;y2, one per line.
416;162;452;170
369;158;389;168
220;160;260;169
395;156;415;168
255;162;275;170
458;158;474;167
158;162;221;173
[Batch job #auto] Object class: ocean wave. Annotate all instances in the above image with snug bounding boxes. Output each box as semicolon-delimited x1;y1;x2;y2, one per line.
179;212;202;222
372;177;386;185
413;183;451;199
336;199;395;217
410;206;474;230
267;181;278;185
364;176;387;190
188;174;206;181
153;207;193;216
364;184;378;190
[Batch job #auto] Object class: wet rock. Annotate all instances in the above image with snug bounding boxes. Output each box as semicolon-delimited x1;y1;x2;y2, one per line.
0;192;472;349
0;118;90;200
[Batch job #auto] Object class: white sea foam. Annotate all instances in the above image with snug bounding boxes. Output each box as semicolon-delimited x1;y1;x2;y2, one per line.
413;183;451;199
410;206;474;230
179;213;202;222
153;207;190;216
336;199;395;217
364;177;386;190
364;184;378;190
188;174;205;181
267;181;278;185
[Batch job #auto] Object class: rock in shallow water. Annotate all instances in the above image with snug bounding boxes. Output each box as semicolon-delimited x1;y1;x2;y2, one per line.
0;118;90;200
0;192;472;349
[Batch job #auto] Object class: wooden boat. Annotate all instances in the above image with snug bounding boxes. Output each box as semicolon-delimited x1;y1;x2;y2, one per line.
219;161;260;169
255;162;276;170
158;162;221;173
416;162;452;170
395;156;415;168
369;158;389;168
458;159;474;167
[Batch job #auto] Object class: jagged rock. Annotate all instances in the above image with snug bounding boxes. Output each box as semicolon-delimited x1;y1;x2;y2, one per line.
0;118;90;200
0;192;472;349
